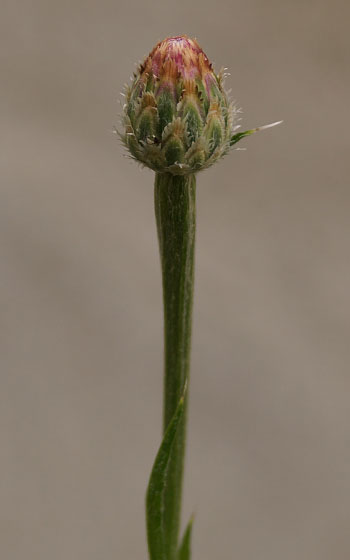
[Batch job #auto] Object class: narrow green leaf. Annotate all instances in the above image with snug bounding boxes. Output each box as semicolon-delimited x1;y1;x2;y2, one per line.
146;385;187;560
230;129;255;146
230;120;283;146
177;516;194;560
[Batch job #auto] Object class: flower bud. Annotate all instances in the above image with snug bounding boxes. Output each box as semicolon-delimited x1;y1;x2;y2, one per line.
121;36;236;175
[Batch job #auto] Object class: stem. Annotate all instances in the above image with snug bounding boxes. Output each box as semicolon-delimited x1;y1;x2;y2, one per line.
154;172;196;560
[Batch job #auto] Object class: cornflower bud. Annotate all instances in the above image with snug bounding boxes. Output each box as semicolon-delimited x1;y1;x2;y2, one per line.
121;35;238;175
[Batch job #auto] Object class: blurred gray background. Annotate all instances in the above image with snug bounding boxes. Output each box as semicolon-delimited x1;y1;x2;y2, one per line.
1;1;350;559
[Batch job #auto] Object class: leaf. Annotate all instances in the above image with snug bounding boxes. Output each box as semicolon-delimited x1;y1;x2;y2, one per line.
177;515;194;560
230;129;255;146
146;385;187;560
230;120;283;146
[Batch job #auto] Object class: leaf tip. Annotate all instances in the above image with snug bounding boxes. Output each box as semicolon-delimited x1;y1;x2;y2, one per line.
255;119;283;131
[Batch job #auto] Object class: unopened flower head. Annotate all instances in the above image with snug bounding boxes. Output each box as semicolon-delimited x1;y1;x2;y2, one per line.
121;36;236;175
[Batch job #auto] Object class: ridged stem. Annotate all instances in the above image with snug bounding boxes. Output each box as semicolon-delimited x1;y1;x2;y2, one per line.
154;172;196;560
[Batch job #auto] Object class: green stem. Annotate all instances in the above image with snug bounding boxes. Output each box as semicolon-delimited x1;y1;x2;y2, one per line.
154;172;196;560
